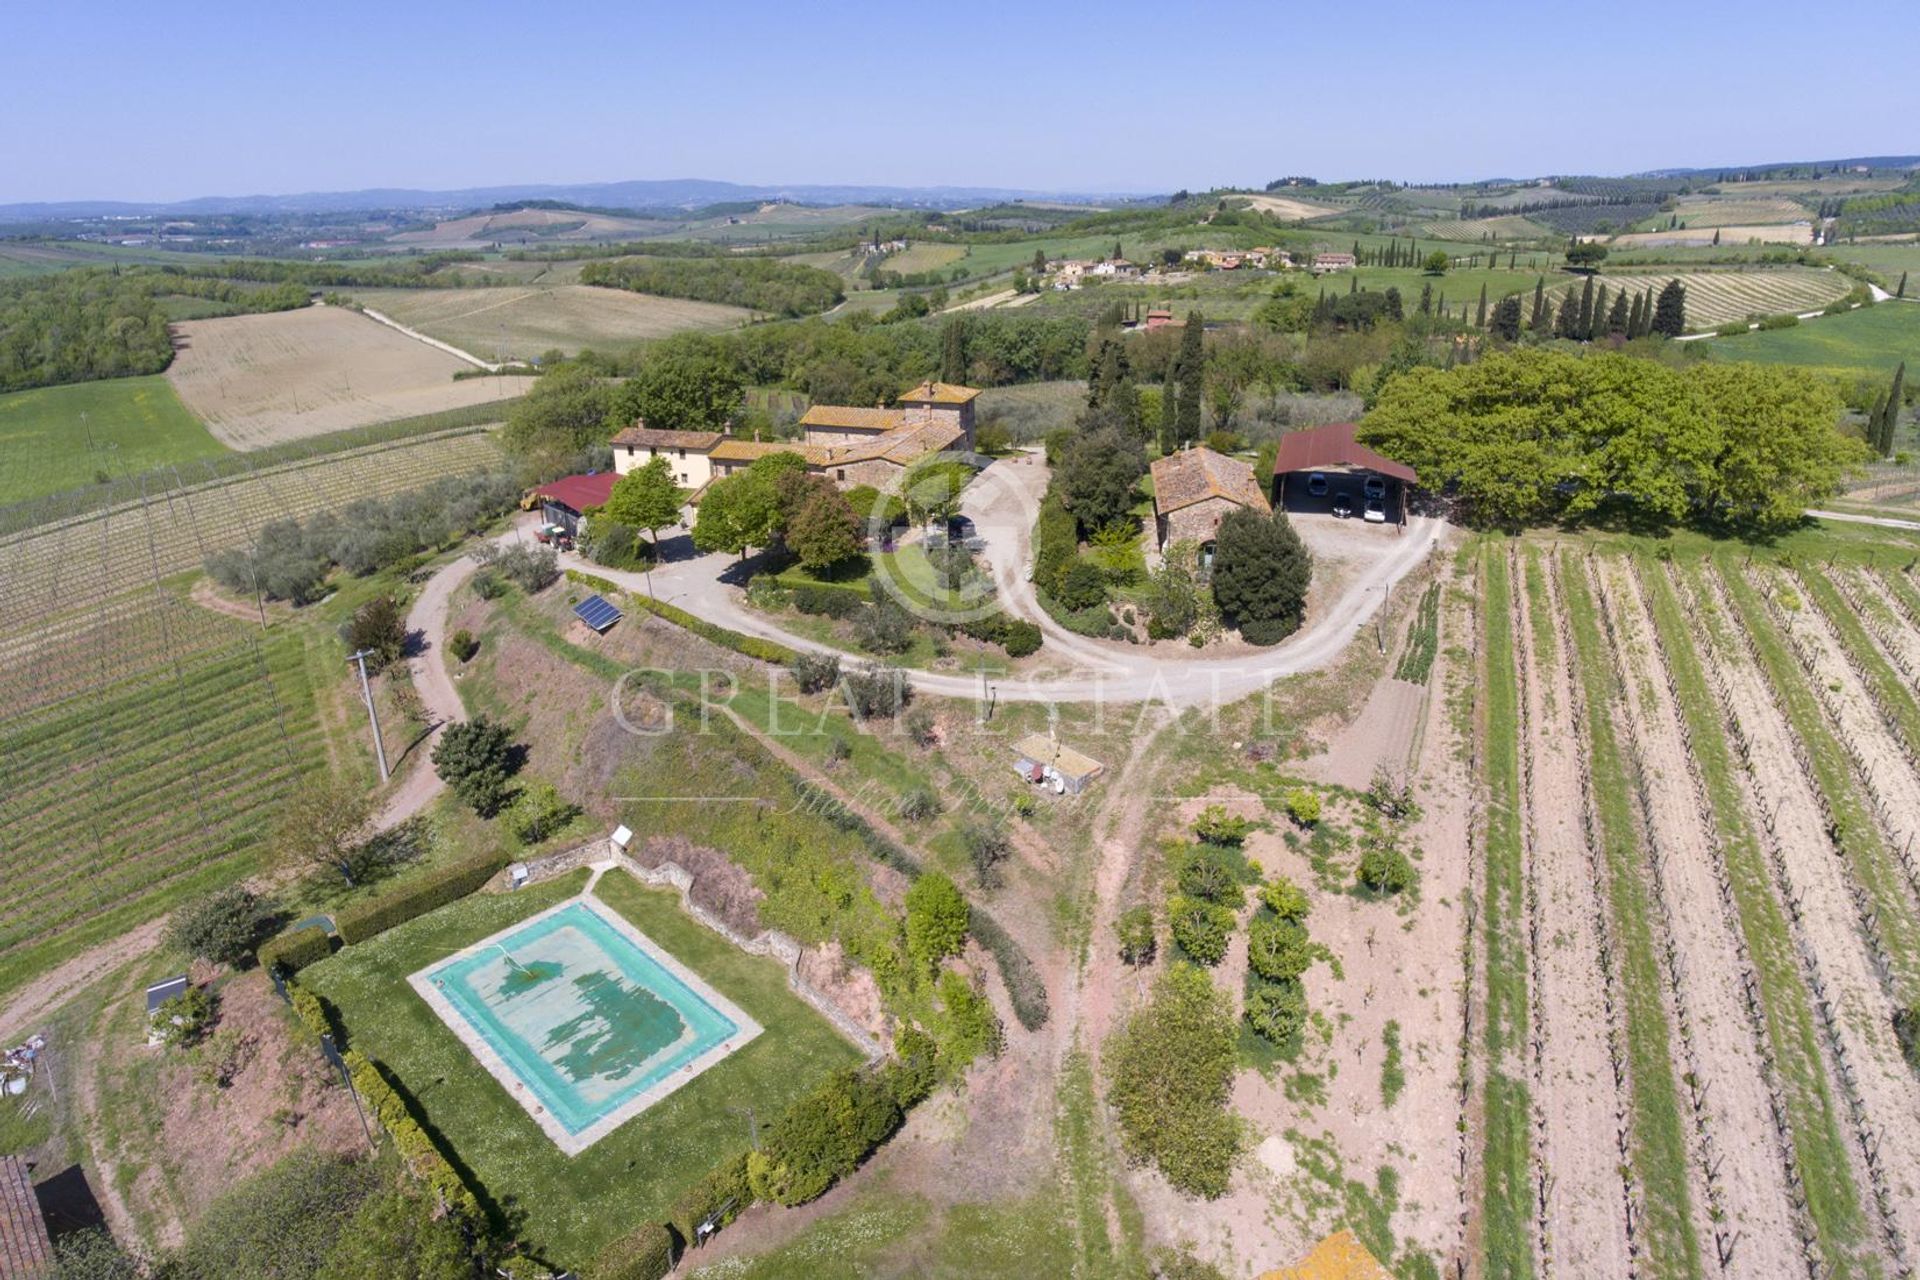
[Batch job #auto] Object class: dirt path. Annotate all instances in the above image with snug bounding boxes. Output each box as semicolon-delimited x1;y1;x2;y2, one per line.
1594;558;1802;1278
376;551;477;826
1689;564;1920;1260
1519;550;1632;1278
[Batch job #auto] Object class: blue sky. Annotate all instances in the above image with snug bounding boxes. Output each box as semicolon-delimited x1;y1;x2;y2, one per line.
7;0;1917;202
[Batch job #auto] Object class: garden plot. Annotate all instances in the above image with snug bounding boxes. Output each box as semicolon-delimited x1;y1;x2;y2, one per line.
1590;557;1802;1278
1689;562;1920;1262
166;307;532;447
1512;547;1632;1278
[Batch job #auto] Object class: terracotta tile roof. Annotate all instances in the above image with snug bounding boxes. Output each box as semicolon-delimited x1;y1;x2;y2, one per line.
897;380;981;405
798;405;904;432
710;440;828;465
610;425;724;451
1150;447;1272;516
1270;422;1417;485
0;1157;51;1279
530;472;618;513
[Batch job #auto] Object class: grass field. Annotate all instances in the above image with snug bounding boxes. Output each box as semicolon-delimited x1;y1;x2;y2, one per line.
1707;299;1920;377
1417;215;1549;243
0;375;226;504
302;868;863;1266
1660;196;1814;228
347;285;752;360
881;242;968;274
166;307;532;447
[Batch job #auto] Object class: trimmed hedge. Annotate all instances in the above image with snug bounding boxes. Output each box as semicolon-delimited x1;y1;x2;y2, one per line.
565;570;796;664
589;1222;677;1280
333;850;508;945
746;1066;903;1207
256;924;333;974
343;1047;480;1219
667;1151;752;1246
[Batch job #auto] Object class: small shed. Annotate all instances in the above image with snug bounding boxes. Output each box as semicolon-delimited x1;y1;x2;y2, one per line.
1271;422;1417;526
530;472;618;540
145;975;189;1046
0;1155;52;1280
1012;734;1104;795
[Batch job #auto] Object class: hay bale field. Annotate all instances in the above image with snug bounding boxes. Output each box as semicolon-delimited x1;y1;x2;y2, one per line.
347;285;752;360
166;306;533;448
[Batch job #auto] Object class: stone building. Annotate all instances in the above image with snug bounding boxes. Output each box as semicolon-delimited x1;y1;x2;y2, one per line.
1149;445;1272;559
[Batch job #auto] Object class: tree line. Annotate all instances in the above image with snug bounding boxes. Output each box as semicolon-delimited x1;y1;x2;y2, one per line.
577;255;844;317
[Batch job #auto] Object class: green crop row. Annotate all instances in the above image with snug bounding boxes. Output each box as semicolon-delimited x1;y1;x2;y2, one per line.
1797;567;1920;761
1558;551;1701;1280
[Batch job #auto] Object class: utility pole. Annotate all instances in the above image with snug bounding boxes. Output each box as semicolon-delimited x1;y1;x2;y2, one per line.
347;648;390;782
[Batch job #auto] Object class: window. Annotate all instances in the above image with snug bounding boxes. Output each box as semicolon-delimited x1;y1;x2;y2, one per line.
676;448;686;458
836;469;846;481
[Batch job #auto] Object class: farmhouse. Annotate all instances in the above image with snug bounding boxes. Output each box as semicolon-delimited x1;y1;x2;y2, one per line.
1312;252;1357;272
612;381;979;494
1143;308;1176;331
608;426;725;489
1270;421;1416;527
1149;445;1271;555
530;471;618;540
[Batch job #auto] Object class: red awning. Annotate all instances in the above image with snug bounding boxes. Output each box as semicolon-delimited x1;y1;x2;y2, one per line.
1271;422;1417;485
531;472;618;514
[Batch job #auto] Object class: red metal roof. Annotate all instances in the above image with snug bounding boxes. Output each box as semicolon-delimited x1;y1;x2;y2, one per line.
531;472;618;514
1271;422;1417;485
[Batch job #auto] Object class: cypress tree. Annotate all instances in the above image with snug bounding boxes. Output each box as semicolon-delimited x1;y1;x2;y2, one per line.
1606;289;1629;335
940;317;968;384
1590;284;1609;339
1176;311;1205;445
1349;273;1358;295
1882;361;1907;455
1575;277;1595;339
1899;271;1909;299
1528;278;1548;334
1475;283;1488;329
1418;282;1433;316
1870;392;1891;456
1626;290;1645;339
1653;280;1687;337
1491;293;1523;341
1555;288;1579;339
1159;372;1179;455
1640;286;1657;338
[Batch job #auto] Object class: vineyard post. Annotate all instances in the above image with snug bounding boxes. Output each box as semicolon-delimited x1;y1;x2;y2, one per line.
347;648;390;782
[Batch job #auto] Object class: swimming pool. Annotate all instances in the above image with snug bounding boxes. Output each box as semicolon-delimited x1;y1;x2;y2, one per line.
410;897;762;1154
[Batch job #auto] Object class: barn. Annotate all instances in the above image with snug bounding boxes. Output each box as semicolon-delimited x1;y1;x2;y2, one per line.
529;472;619;541
1271;422;1416;528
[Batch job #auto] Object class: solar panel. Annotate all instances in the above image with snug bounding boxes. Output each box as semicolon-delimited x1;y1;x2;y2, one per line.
572;594;623;632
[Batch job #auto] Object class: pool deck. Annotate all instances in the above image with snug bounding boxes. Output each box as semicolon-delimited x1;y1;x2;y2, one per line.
408;892;764;1156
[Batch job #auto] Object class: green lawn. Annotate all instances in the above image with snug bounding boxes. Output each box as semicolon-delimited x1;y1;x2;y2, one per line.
300;868;864;1268
0;375;227;505
1707;300;1920;378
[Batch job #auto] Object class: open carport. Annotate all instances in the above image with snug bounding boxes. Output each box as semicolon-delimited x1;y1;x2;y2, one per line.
1271;421;1417;528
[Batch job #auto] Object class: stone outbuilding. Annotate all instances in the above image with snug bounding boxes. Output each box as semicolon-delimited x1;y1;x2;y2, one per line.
1149;446;1272;559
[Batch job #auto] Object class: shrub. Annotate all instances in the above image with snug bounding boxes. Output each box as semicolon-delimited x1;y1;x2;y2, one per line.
932;969;1003;1070
588;1223;676;1280
1117;905;1156;965
1193;804;1252;845
1358;845;1415;895
431;715;518;816
898;786;942;822
447;628;478;663
343;595;407;674
1034;492;1079;591
669;1151;753;1247
1894;1006;1920;1074
333;850;508;944
49;1227;145;1280
790;651;841;694
1168;895;1235;965
884;1025;940;1108
905;873;969;974
747;1068;903;1206
494;543;559;592
853;592;916;654
257;925;332;974
1001;619;1042;657
904;705;937;747
843;667;908;719
967;909;1050;1031
167;886;275;967
341;1049;479;1219
155;985;215;1047
1245;980;1307;1044
172;1152;378;1280
503;780;582;846
1282;788;1321;827
1258;876;1310;924
470;569;507;600
1105;963;1243;1198
1177;846;1241;906
1246;916;1313;983
962;821;1013;888
1055;559;1109;610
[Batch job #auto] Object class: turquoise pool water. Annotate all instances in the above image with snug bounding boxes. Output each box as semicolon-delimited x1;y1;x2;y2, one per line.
423;901;740;1137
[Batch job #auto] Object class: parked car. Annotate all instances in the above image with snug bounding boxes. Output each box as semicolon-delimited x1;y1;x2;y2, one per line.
1331;493;1355;519
1306;472;1329;497
1363;497;1387;524
1363;475;1387;499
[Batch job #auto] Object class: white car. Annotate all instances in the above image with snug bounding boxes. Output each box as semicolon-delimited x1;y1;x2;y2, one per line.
1363;497;1387;524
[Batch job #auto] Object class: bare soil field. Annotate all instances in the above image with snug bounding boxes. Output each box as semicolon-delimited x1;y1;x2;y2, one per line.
166;307;533;447
1610;223;1814;248
347;285;751;359
1670;196;1815;227
387;206;660;246
1235;192;1345;221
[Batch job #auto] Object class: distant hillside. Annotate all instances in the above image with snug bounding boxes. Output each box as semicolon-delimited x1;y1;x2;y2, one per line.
0;179;1148;223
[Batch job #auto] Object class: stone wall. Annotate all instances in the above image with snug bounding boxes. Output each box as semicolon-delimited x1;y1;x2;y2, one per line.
1159;495;1241;549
